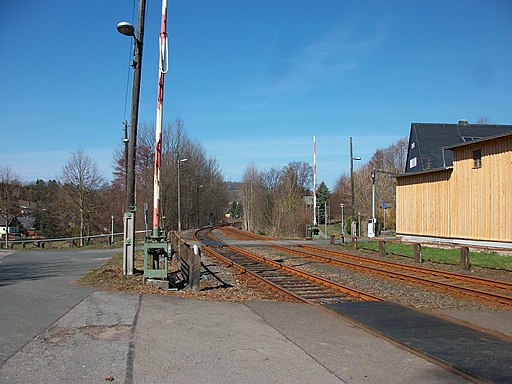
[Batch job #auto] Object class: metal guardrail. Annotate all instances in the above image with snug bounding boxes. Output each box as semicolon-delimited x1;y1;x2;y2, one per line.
0;230;148;249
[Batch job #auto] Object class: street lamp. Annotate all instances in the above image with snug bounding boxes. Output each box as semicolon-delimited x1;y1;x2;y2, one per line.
370;169;376;238
350;136;361;232
117;0;147;276
177;158;188;231
116;21;135;37
111;215;114;244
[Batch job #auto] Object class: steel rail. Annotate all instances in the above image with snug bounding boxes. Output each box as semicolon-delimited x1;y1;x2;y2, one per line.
219;226;272;241
299;244;512;291
195;227;381;304
199;244;313;304
217;227;512;306
227;245;381;302
206;226;510;384
271;244;512;306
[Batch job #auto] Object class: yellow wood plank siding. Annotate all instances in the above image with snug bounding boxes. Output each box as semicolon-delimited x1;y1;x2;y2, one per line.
396;135;511;242
396;170;451;237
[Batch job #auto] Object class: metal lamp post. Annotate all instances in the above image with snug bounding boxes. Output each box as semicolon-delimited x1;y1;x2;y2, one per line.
111;215;114;244
349;137;361;232
177;158;188;232
370;169;376;238
117;0;146;276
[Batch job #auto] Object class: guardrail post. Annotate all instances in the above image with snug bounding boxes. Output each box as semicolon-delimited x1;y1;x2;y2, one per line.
180;242;201;291
190;244;201;291
351;236;358;250
414;243;422;263
172;232;181;269
460;246;470;270
379;240;386;256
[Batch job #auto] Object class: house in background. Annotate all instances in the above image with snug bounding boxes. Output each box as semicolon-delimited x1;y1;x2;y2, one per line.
396;122;512;248
0;213;20;240
405;121;512;172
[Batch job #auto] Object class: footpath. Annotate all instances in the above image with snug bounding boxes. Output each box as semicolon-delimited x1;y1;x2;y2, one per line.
0;291;481;384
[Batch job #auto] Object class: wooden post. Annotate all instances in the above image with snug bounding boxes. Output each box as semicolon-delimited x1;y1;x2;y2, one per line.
460;246;470;270
172;232;181;268
414;243;422;263
190;244;201;291
180;242;201;291
351;236;358;251
379;240;386;256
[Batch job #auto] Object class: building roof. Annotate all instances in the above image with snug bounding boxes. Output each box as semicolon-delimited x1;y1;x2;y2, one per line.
405;122;512;173
442;131;512;150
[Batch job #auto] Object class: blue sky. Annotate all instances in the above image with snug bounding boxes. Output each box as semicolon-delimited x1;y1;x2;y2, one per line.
1;1;511;189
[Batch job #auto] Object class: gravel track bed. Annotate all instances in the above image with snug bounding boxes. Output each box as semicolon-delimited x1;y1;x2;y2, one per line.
206;229;512;312
246;244;512;311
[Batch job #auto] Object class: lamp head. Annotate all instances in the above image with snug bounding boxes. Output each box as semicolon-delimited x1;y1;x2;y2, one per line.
117;22;135;37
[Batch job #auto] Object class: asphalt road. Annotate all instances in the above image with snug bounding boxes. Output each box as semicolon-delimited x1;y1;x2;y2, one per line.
0;247;116;366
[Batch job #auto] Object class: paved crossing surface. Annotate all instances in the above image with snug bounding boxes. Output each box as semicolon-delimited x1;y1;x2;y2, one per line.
1;249;510;383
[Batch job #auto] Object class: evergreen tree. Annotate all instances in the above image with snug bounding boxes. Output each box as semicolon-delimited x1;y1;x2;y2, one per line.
316;182;330;224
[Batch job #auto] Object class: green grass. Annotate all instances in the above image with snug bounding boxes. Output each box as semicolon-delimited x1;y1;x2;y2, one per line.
358;241;512;271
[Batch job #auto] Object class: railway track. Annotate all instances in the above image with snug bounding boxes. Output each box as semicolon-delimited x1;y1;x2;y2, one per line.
204;226;512;384
195;227;381;305
218;226;512;307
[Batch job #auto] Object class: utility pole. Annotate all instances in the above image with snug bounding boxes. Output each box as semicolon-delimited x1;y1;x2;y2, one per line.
118;0;147;275
350;137;355;224
313;136;317;225
125;0;145;215
370;169;376;237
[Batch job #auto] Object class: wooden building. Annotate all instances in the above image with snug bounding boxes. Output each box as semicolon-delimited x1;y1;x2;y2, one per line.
396;123;512;247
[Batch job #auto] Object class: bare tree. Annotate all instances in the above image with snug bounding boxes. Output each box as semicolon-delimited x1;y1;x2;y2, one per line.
113;118;229;232
0;166;21;247
240;161;312;237
240;163;262;232
475;117;496;124
273;162;312;237
60;149;105;246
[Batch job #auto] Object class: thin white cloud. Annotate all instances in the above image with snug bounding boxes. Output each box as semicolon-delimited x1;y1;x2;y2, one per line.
271;23;388;94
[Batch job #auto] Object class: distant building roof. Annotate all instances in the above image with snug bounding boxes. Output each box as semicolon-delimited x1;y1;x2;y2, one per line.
18;216;36;230
405;122;512;173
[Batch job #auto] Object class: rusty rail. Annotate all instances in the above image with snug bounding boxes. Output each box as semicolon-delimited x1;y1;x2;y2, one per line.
195;227;381;305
